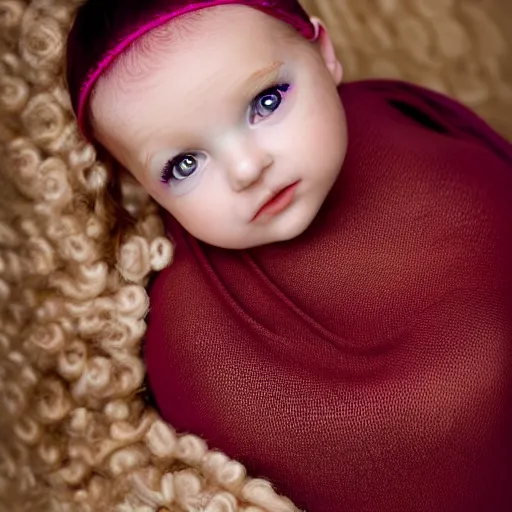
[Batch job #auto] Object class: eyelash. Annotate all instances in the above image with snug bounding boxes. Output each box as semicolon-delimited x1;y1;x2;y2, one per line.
160;83;291;184
160;152;201;184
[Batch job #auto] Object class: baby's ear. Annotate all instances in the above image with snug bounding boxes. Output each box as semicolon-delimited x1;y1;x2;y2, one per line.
310;17;343;86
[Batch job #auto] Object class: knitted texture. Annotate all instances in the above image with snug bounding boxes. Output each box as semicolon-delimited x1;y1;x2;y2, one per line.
146;80;512;512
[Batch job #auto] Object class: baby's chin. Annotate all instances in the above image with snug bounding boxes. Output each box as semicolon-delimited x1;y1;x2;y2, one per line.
198;204;325;250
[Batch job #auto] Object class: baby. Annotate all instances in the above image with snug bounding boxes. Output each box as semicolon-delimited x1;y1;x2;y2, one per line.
67;1;512;511
69;0;346;250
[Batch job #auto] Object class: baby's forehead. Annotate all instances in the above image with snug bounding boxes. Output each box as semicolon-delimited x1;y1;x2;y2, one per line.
106;5;300;86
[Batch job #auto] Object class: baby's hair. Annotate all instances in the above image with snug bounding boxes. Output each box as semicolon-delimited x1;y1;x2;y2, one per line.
0;0;300;510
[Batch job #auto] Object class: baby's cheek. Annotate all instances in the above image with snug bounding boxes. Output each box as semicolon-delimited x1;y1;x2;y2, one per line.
146;187;173;216
303;104;347;173
171;194;236;247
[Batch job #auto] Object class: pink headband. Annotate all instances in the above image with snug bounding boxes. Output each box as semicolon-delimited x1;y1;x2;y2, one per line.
68;0;317;141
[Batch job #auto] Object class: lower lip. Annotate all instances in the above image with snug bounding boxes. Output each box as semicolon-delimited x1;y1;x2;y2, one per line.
253;181;300;220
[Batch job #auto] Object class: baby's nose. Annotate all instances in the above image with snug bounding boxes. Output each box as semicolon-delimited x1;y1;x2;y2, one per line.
223;136;273;191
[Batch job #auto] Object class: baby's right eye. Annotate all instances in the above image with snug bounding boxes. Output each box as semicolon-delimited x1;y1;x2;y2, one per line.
160;153;200;183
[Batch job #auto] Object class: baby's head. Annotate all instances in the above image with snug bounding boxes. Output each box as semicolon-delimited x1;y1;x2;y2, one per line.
67;0;347;249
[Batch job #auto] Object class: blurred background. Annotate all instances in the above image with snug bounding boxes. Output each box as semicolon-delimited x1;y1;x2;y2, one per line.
303;0;512;139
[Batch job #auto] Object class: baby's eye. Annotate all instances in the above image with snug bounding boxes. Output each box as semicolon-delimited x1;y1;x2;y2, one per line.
160;153;200;183
250;84;290;122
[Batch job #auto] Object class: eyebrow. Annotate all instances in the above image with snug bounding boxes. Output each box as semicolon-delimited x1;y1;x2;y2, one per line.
247;61;284;83
241;60;285;100
144;60;285;176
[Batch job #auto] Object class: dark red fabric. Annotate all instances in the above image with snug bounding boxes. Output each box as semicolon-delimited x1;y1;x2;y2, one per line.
145;80;512;511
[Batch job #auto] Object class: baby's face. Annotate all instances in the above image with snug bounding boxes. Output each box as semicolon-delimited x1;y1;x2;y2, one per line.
91;5;347;249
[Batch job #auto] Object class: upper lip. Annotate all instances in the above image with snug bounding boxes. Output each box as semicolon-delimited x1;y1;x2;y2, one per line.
252;181;298;221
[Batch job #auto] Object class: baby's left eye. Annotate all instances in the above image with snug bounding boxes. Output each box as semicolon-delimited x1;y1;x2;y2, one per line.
250;84;290;122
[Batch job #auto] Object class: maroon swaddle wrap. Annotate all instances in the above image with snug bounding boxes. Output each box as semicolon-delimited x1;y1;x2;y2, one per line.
145;80;512;511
